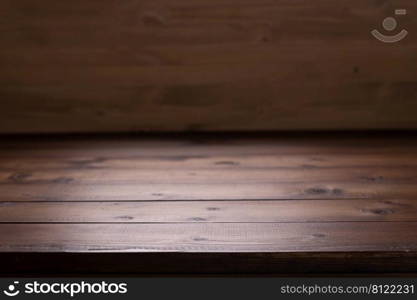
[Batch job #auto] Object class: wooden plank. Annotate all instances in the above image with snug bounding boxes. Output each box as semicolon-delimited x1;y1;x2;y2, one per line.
1;134;416;201
2;153;417;171
0;222;416;252
1;0;417;133
1;199;416;223
2;182;417;201
0;135;416;275
1;167;416;185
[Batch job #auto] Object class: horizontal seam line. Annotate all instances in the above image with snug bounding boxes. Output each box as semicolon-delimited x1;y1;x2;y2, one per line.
1;221;417;224
0;198;376;203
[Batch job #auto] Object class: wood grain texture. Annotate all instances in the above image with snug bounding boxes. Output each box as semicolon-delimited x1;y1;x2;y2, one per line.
1;223;417;252
1;199;416;223
1;0;417;133
1;134;417;201
0;133;417;274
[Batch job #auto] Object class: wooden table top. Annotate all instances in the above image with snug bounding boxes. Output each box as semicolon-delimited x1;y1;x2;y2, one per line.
1;133;416;275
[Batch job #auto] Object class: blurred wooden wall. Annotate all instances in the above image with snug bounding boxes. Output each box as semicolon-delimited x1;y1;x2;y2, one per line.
1;0;417;133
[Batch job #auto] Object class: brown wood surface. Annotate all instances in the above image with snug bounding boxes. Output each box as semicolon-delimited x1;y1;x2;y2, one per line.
1;134;417;201
1;0;417;133
1;199;416;223
0;222;416;252
0;133;417;274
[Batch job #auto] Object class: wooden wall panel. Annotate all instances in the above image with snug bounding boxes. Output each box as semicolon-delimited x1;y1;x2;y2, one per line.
1;0;417;133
